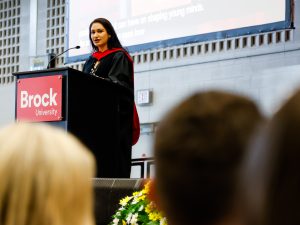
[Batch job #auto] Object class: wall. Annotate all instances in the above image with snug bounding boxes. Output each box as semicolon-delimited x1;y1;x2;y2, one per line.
0;82;15;126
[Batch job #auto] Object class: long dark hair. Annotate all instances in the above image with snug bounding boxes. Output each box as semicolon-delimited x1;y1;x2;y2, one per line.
89;18;124;52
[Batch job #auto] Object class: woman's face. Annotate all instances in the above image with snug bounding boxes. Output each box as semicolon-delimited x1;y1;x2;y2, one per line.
90;22;110;52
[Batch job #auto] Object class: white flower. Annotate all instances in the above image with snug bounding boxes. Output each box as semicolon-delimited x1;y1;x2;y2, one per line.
126;213;133;224
138;205;144;211
130;213;138;225
132;196;138;203
112;218;119;225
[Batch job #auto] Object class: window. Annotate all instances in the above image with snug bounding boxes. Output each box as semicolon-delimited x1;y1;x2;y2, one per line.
156;51;160;60
170;49;174;58
176;48;180;57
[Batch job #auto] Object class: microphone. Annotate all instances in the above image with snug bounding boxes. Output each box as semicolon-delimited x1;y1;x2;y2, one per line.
47;45;80;69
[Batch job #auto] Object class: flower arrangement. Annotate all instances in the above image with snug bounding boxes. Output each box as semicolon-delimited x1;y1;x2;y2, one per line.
110;180;168;225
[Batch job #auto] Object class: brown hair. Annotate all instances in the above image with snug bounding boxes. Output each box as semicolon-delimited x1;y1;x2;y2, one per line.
241;89;300;225
154;90;263;225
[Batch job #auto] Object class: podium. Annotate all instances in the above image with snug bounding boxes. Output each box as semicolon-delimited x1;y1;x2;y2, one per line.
13;67;134;178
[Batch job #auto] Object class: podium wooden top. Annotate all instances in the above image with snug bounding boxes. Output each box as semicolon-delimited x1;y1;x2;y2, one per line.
13;67;77;77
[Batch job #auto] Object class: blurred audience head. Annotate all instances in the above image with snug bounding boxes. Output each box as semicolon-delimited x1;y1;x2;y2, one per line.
241;89;300;225
0;122;96;225
154;90;264;225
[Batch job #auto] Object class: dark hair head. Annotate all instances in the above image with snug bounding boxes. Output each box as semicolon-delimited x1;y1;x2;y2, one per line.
89;18;123;52
154;90;264;225
241;89;300;225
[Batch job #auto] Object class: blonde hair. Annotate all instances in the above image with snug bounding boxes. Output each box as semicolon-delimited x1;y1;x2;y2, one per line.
0;122;96;225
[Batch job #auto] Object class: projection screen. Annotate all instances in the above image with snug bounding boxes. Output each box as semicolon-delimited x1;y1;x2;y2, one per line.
66;0;291;63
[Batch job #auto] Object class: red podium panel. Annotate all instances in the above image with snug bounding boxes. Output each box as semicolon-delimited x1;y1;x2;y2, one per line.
16;75;63;122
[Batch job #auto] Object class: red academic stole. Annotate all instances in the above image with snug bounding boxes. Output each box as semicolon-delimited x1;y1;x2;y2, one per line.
93;48;140;145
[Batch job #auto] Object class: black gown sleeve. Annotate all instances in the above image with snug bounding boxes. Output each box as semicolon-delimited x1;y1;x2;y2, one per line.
108;51;133;91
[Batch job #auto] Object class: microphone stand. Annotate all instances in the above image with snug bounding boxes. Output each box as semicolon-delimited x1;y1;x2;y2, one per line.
47;46;80;69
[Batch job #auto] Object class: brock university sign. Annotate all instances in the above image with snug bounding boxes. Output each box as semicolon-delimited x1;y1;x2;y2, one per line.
16;75;63;122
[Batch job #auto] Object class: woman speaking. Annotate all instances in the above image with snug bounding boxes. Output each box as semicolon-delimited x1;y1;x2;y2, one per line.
83;18;140;178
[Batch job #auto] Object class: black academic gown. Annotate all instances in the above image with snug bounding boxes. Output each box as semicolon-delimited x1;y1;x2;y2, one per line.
83;50;134;178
